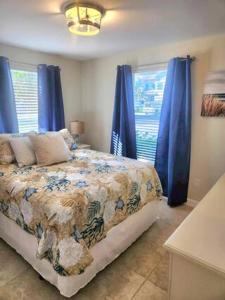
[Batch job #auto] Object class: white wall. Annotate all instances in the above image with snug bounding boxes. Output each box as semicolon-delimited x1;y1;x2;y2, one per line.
81;34;225;201
0;43;81;128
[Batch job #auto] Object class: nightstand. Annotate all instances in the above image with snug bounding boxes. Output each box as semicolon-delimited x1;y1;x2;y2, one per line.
77;144;91;150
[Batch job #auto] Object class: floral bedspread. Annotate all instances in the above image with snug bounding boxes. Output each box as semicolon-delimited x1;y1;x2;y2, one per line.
0;150;162;276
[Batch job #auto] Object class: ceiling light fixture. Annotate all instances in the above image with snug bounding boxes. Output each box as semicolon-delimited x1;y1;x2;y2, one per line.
64;2;105;36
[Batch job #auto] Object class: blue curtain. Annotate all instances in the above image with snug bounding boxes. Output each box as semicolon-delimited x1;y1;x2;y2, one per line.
38;64;65;132
110;65;137;159
155;57;192;207
0;56;18;133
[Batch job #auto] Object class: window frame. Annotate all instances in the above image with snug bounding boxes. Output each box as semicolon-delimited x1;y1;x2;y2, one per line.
133;63;167;164
11;63;38;134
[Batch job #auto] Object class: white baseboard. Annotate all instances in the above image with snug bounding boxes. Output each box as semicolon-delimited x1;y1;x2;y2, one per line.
162;196;167;202
186;198;198;208
162;196;198;208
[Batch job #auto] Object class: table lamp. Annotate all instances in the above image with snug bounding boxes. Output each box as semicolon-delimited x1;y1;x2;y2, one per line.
70;121;85;144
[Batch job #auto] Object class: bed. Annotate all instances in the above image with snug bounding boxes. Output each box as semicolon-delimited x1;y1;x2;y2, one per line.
0;149;162;297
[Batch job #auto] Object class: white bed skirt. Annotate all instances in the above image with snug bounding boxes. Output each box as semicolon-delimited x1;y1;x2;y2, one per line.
0;200;159;297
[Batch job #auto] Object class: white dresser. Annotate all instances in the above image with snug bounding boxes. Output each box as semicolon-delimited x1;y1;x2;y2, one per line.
165;174;225;300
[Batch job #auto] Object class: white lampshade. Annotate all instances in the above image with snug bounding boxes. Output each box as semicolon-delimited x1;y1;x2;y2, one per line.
70;121;85;135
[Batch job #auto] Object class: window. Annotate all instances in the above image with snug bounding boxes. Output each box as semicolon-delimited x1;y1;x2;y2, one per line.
134;65;167;163
11;69;38;133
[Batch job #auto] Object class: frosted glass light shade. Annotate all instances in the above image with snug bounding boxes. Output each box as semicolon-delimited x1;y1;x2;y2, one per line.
64;3;105;36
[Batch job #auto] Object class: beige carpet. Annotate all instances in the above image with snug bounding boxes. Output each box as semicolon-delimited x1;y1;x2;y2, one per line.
0;200;192;300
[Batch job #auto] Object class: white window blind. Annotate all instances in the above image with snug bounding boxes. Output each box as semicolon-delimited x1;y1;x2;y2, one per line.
134;66;167;164
11;69;38;133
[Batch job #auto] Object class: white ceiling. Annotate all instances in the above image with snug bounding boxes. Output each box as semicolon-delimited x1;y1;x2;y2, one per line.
0;0;225;60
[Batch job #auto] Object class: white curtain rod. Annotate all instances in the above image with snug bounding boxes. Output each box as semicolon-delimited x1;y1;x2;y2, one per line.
9;60;61;70
133;56;195;71
135;61;168;69
9;59;38;67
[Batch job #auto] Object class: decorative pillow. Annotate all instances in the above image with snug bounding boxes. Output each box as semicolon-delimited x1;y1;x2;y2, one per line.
9;137;36;167
71;143;78;150
29;133;71;166
42;129;75;150
59;129;75;150
0;132;37;165
0;134;15;164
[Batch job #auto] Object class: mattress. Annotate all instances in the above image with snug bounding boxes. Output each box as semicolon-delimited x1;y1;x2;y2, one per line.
0;149;162;278
0;199;159;297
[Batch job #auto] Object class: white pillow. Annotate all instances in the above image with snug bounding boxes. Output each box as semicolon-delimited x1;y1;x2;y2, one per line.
0;132;37;165
45;129;75;150
29;133;71;166
9;137;36;167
